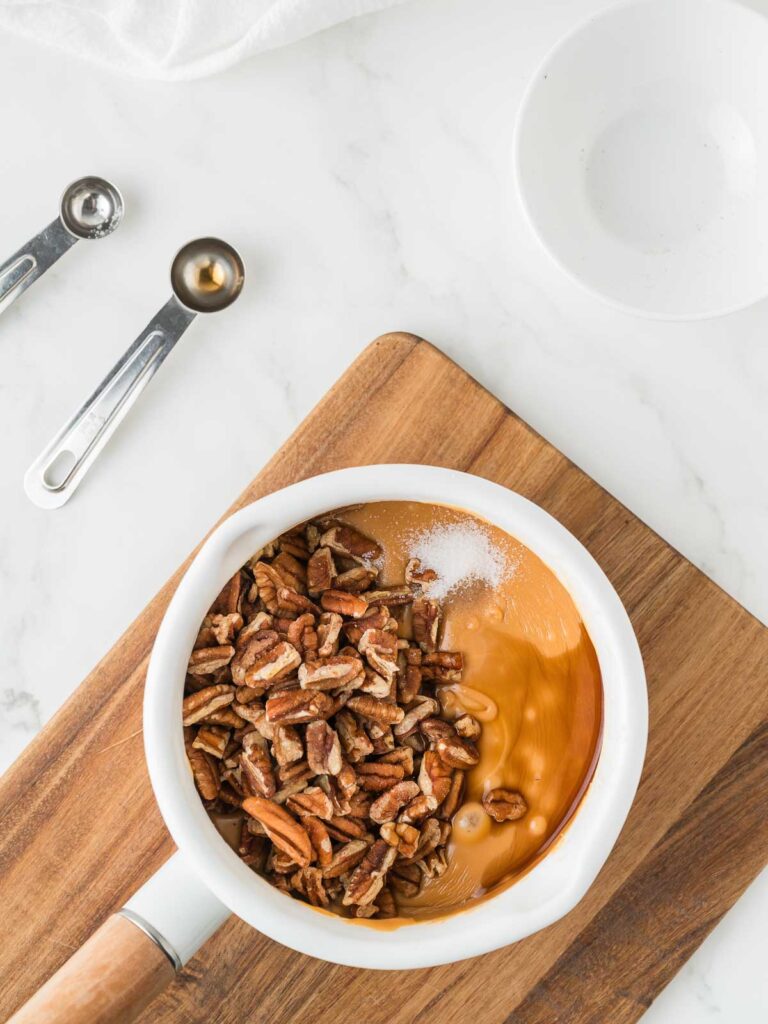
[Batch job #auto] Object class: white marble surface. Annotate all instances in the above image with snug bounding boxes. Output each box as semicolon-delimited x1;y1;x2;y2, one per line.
0;0;766;1018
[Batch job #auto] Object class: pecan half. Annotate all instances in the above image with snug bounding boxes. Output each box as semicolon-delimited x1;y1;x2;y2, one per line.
483;788;528;822
243;796;313;867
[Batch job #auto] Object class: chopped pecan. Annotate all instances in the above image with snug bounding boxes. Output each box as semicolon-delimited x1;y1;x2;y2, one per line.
231;630;280;684
334;567;378;593
335;709;374;762
271;725;303;766
412;597;440;653
419;716;456;744
389;861;422;897
405;558;438;587
394;696;440;738
398;646;423;704
320;525;381;564
212;572;243;616
278;527;310;561
187;644;235;676
358;628;399;679
302;815;333;867
195;612;243;648
483;788;528;822
252;561;286;614
344;605;389;644
243;797;313;867
358;667;392;698
244;639;302;686
192;725;230;759
380;821;420;858
305;720;343;775
275;587;320;619
291;866;328;906
369;781;421;824
347;695;404;726
398;792;438;824
266;689;334;725
240;732;277;798
321;589;368;619
419;847;449;879
356;761;405;792
454;714;481;740
342;839;396;906
418;750;454;803
325;816;371;842
377;746;414;776
286;785;335;821
322;839;370;879
299;656;363;691
272;550;307;593
375;887;398;919
316;612;343;658
286;613;318;657
186;744;219;801
363;587;413;607
307;547;336;595
422;651;463;682
182;684;235;726
439;770;465;820
436;734;480;769
199;706;246;729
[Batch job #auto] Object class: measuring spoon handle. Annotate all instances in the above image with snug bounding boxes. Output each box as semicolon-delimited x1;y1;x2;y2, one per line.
0;219;78;316
24;296;196;509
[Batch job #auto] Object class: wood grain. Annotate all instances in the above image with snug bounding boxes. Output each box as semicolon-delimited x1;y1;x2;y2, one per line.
6;915;175;1024
0;332;766;1024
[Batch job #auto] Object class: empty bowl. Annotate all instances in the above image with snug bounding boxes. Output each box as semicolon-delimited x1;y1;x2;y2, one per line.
514;0;768;319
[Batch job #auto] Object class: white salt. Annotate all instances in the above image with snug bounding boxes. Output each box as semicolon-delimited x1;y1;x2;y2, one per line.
407;521;511;600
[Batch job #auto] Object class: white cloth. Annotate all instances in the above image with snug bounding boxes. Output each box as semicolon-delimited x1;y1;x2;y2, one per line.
0;0;407;80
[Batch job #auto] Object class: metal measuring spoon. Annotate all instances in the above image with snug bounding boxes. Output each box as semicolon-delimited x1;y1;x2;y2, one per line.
0;176;123;316
24;238;245;509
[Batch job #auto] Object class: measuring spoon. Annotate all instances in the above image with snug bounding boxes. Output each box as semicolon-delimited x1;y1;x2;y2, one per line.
0;176;123;316
24;237;245;509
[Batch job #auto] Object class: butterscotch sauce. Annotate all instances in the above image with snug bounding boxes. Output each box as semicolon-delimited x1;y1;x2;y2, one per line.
337;501;603;921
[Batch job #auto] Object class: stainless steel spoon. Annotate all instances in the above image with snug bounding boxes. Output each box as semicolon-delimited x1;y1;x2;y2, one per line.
24;238;245;509
0;176;123;315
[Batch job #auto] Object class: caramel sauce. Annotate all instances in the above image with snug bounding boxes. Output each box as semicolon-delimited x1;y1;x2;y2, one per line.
337;501;603;922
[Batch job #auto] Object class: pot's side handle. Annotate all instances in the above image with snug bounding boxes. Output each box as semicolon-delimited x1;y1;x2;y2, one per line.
5;853;230;1024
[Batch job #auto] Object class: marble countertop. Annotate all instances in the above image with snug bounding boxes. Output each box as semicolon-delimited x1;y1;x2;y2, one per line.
1;0;765;1018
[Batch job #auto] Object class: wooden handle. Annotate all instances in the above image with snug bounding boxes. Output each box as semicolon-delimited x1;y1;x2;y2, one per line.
6;914;176;1024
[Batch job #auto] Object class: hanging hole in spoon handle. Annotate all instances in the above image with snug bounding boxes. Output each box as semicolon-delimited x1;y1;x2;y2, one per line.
23;238;245;509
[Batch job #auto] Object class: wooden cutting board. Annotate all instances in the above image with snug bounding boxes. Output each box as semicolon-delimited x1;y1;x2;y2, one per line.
1;333;766;1024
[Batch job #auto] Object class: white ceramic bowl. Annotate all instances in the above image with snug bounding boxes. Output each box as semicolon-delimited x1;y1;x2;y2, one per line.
514;0;768;320
130;466;646;970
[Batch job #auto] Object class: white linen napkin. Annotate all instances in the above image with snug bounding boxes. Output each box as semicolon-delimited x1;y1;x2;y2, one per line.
0;0;408;80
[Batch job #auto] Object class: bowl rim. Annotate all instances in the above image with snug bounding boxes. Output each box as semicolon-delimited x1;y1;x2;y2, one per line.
144;465;647;968
512;0;768;322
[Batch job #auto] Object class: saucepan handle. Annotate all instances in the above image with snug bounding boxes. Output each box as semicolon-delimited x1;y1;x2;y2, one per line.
5;853;229;1024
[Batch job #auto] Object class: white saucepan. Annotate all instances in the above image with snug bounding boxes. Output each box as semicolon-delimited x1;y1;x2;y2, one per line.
9;466;647;1024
